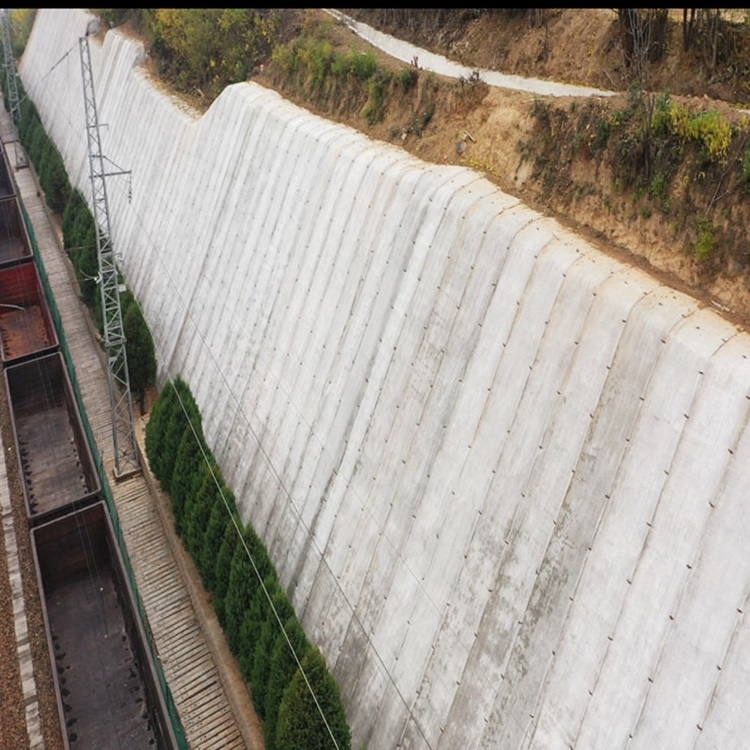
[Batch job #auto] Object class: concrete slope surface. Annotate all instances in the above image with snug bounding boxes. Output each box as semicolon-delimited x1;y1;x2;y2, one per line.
20;9;750;750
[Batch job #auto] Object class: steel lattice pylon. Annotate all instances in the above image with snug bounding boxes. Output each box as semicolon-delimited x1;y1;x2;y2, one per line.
1;11;26;169
79;29;139;478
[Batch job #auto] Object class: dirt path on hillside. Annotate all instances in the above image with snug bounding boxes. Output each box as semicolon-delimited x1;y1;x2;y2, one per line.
251;10;750;330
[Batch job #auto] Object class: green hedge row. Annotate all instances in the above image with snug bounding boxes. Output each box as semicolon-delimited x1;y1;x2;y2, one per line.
145;377;352;750
6;72;157;411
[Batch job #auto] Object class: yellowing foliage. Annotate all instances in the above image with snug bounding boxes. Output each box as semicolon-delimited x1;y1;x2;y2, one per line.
669;103;732;162
147;9;284;96
652;93;733;163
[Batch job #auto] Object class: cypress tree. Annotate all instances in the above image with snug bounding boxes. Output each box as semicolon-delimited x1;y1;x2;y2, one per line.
170;427;210;537
160;377;201;493
224;525;275;654
275;647;351;750
214;519;239;627
27;118;46;167
62;190;86;249
225;541;257;655
201;494;234;592
238;574;277;683
251;578;295;720
122;292;157;414
185;467;218;564
264;616;310;750
145;380;178;482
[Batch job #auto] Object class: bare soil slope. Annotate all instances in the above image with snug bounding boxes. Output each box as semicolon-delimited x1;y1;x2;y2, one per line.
255;9;750;328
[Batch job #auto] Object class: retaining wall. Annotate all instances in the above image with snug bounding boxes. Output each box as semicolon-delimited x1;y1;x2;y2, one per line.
20;10;750;749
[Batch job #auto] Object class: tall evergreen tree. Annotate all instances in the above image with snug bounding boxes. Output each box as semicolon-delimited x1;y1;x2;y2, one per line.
145;380;178;481
275;647;351;750
214;519;240;627
201;496;233;592
251;578;295;720
170;428;210;536
160;377;201;493
122;292;157;414
238;574;277;683
224;526;275;653
265;616;310;750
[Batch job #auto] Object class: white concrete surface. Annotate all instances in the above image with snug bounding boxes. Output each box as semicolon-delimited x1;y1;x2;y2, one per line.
20;9;750;749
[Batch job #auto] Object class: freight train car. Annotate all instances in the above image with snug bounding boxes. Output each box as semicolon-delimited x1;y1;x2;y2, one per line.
0;261;58;364
0;191;33;266
4;351;100;523
0;141;15;200
31;501;178;750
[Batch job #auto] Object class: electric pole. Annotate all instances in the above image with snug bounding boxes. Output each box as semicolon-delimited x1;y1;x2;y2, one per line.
79;20;139;479
1;10;26;169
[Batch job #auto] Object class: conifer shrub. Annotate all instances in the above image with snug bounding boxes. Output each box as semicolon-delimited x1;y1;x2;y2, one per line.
214;519;240;627
144;378;353;749
170;427;211;536
265;617;310;750
145;379;179;481
238;574;278;682
275;647;351;750
200;497;235;592
160;377;201;493
184;467;220;563
121;291;157;413
224;526;275;654
38;138;70;212
251;578;296;719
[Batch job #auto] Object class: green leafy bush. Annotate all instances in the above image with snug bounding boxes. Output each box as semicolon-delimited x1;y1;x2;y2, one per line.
653;94;732;163
695;216;715;261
